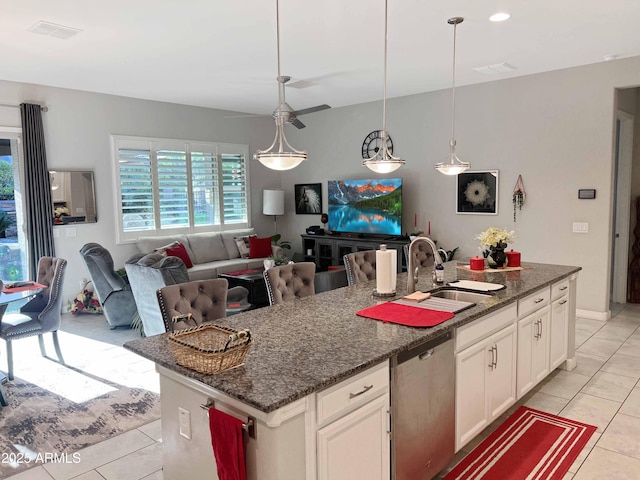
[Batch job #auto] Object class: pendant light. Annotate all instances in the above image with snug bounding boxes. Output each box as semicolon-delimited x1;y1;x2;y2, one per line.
254;0;307;171
435;17;470;175
362;0;405;174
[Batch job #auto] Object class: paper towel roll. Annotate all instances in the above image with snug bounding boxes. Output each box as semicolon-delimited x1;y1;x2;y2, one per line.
376;245;397;294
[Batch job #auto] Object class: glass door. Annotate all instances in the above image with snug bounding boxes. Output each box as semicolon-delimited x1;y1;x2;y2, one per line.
1;134;29;310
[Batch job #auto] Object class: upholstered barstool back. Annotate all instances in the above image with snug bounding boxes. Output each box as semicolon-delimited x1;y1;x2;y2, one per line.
157;279;228;332
403;242;436;270
264;262;316;305
343;250;377;286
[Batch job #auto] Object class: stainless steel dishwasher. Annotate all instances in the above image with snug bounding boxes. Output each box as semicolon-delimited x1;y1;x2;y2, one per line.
391;330;455;480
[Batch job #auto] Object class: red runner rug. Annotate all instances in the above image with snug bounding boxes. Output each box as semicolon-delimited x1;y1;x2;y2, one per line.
445;406;596;480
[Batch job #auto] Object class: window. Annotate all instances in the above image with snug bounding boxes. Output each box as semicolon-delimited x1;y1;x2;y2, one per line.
112;136;249;242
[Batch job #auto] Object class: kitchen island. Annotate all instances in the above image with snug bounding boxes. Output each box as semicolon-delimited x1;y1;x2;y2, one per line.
125;261;580;480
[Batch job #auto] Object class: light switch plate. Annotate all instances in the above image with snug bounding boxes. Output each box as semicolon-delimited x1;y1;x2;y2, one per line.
572;222;589;233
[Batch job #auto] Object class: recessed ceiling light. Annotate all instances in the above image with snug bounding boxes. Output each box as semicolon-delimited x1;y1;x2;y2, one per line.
489;12;511;22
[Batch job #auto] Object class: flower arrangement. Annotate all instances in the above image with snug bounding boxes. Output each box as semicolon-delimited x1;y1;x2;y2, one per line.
477;227;516;250
68;280;103;315
54;206;69;218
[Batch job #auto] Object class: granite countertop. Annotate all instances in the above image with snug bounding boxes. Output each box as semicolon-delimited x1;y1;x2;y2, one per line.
124;261;581;414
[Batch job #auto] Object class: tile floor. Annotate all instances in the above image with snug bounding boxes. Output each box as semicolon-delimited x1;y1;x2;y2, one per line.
6;303;640;479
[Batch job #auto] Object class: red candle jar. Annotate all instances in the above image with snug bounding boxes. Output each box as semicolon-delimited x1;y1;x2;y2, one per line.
469;257;485;271
506;250;521;267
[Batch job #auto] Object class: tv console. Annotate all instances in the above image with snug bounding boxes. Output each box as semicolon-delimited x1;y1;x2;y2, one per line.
301;234;409;273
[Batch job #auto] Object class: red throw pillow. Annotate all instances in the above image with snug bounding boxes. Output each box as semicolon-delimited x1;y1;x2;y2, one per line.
165;243;194;268
249;236;272;258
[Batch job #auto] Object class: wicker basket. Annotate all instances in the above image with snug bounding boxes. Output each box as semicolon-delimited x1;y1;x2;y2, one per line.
168;324;253;374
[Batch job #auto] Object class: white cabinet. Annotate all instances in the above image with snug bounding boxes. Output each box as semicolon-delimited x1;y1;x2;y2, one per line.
315;361;390;480
550;280;570;370
317;393;390;480
455;304;517;452
516;305;550;398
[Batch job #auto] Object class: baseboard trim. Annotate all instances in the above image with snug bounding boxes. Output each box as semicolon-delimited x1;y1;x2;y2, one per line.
576;309;610;321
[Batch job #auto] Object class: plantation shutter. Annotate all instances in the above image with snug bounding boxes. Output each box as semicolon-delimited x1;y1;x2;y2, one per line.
118;146;155;232
156;148;189;229
113;136;250;242
191;147;219;227
221;153;248;224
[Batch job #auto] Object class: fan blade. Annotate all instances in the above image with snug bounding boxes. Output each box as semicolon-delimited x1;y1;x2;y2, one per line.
292;104;331;116
291;118;306;129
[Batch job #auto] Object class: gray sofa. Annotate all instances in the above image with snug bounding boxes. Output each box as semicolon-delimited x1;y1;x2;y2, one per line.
135;228;282;280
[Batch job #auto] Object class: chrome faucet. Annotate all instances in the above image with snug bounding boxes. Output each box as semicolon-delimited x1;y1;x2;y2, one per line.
407;236;443;294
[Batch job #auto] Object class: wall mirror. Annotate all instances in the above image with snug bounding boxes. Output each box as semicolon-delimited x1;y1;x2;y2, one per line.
50;170;97;224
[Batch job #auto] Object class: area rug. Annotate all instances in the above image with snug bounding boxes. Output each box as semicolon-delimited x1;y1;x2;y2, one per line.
0;371;160;478
445;406;596;480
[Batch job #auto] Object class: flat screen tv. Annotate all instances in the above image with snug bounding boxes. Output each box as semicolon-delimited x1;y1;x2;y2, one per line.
327;178;402;237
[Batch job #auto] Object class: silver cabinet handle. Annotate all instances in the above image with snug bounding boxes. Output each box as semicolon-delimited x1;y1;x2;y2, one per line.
559;286;568;291
559;299;568;305
534;298;545;304
488;345;497;369
349;384;373;399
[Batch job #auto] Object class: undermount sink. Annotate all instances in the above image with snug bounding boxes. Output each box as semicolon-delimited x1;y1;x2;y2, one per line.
429;288;493;303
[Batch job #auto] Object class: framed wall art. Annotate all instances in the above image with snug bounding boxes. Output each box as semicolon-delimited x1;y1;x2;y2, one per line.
456;170;499;215
295;183;323;214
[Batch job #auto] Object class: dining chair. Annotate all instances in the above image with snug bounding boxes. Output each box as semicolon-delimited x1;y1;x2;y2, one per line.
156;278;229;333
403;242;436;270
343;250;377;286
0;257;67;381
263;262;316;305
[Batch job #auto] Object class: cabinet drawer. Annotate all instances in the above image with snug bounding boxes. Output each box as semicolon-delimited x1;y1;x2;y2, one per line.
316;361;389;426
455;303;517;352
551;279;570;300
518;287;550;318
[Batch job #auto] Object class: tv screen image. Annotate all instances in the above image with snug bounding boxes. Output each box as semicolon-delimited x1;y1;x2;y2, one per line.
327;178;402;236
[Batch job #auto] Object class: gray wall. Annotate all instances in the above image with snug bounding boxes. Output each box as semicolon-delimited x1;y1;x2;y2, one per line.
280;56;640;316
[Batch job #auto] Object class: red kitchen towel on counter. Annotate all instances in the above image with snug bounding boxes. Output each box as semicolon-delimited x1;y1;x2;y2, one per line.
356;302;454;327
209;408;247;480
2;282;48;293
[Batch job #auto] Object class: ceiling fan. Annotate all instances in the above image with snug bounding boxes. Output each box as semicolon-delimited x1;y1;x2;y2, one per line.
271;74;330;129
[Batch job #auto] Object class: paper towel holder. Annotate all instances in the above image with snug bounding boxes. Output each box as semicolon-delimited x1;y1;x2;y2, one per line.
373;244;397;297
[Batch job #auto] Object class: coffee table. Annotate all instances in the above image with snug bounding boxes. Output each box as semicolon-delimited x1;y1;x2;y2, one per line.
218;269;269;309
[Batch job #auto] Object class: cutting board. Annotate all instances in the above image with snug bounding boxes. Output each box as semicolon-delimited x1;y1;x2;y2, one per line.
448;280;505;292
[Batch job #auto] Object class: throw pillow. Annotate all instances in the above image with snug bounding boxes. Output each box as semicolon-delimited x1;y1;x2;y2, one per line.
234;235;256;259
249;236;273;259
153;240;180;255
165;243;194;268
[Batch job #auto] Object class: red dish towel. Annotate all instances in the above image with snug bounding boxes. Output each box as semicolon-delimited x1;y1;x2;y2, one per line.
356;302;454;327
209;408;247;480
1;282;48;294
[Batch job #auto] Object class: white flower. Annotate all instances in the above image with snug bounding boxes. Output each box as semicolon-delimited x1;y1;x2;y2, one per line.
476;227;516;249
465;180;489;206
54;207;69;217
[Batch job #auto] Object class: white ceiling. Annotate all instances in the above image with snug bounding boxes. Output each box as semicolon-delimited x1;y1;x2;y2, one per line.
1;0;639;116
